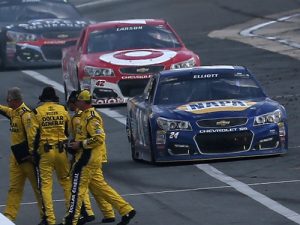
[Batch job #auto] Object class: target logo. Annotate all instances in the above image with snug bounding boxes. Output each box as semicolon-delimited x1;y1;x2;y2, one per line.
99;49;177;66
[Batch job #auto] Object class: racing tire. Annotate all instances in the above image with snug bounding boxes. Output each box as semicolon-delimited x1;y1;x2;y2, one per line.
76;68;81;91
129;126;140;162
0;35;6;70
148;124;157;164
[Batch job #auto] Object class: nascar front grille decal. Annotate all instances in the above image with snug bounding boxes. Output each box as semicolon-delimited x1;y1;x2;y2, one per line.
177;100;257;114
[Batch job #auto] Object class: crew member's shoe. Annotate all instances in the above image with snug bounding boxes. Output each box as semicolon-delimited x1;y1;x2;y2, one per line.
38;219;49;225
86;215;95;222
117;210;136;225
77;215;95;225
101;217;115;223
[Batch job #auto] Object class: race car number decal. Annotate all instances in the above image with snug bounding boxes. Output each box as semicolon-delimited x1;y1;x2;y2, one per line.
177;100;257;114
169;132;179;139
95;80;106;86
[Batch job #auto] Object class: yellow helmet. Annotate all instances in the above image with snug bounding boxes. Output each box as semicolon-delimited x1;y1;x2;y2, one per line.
77;90;92;101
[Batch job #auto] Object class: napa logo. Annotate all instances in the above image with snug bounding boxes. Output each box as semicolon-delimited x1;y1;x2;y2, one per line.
177;100;257;114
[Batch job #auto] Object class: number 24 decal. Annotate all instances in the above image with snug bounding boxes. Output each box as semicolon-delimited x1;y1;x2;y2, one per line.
169;132;179;139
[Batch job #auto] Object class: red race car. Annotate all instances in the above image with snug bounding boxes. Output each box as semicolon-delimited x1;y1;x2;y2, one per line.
62;19;200;105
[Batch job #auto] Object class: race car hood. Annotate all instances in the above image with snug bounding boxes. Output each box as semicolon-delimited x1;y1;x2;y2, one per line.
153;98;283;121
5;19;89;33
89;48;194;66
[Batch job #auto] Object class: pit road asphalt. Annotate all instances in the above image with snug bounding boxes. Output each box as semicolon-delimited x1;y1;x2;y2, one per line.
1;0;300;225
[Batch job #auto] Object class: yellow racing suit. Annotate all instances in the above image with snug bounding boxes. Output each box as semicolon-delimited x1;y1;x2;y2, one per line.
27;102;72;225
64;107;133;225
71;109;114;220
0;103;43;222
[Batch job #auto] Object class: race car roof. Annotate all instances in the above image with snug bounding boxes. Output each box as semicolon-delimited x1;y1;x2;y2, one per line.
159;65;249;79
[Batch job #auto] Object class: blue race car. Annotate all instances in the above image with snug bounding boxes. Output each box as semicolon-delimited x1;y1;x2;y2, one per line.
126;65;288;163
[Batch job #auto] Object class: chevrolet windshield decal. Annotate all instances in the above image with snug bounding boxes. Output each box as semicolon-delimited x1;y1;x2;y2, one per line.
177;100;257;114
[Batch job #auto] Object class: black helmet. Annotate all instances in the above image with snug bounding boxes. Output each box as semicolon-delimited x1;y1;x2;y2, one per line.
67;90;79;104
39;86;59;102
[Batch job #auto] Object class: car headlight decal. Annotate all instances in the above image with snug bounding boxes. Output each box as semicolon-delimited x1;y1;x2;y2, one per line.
156;130;166;144
157;117;191;131
84;66;115;77
254;109;282;126
278;122;286;136
7;31;37;42
170;57;196;69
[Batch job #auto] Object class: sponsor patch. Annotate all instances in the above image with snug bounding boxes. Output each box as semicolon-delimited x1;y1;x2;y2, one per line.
94;122;102;134
99;49;177;66
177;100;256;114
93;97;127;105
199;127;248;133
116;26;143;31
121;74;152;79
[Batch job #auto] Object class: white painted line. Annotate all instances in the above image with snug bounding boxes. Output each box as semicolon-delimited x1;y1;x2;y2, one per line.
197;164;300;224
240;14;299;37
20;70;124;120
240;13;300;36
208;10;300;61
75;0;123;9
240;13;300;49
21;70;64;93
290;145;300;149
97;108;126;125
122;179;300;197
1;178;300;208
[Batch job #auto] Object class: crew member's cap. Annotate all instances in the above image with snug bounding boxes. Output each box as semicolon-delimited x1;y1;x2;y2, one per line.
67;90;79;104
39;86;59;102
77;90;92;101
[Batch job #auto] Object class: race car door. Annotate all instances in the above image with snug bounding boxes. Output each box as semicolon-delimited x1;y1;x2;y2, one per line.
133;76;158;161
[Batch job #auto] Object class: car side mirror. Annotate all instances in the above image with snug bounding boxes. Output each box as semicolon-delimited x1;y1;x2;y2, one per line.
144;92;150;101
